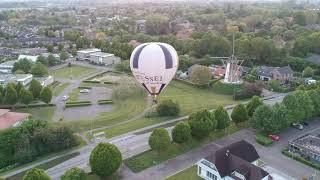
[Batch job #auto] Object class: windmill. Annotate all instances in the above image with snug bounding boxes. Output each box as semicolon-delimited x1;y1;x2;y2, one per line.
211;34;244;84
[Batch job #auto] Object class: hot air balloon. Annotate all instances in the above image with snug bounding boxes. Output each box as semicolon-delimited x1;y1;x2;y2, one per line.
130;42;179;99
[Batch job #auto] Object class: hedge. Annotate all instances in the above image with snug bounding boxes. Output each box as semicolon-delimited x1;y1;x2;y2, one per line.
49;81;61;88
82;80;100;84
0;103;55;109
78;86;92;89
97;100;113;104
211;81;241;95
65;102;91;108
66;101;91;104
282;149;320;170
255;134;273;146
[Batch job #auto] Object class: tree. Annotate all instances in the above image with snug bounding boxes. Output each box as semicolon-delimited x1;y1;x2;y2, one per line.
271;103;290;132
172;122;191;144
188;109;215;138
231;104;248;124
294;11;307;26
178;55;193;71
47;44;54;53
20;88;33;106
58;43;64;52
4;85;17;105
48;54;58;66
0;91;3;104
148;128;171;153
40;87;52;104
31;62;48;76
246;96;263;117
156;99;180;116
214;106;230;130
61;167;86;180
145;15;170;35
307;90;320;116
190;65;212;84
251;105;274;133
302;66;314;77
89;143;122;177
15;82;23;97
115;60;130;73
71;47;77;57
60;50;69;61
283;93;304;123
37;55;48;66
12;58;33;73
29;79;42;99
294;90;314;120
23;168;50;180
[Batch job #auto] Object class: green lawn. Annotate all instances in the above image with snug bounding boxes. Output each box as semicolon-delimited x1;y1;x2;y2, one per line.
62;96;147;132
68;88;80;101
159;81;238;115
53;82;70;96
166;166;201;180
124;122;248;172
51;65;96;79
85;173;119;180
16;106;55;121
6;152;80;180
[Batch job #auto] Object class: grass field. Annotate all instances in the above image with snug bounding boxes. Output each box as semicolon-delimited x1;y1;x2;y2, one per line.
166;166;200;180
53;82;70;96
68;88;80;101
124;122;248;172
51;65;96;79
17;106;55;121
159;81;238;115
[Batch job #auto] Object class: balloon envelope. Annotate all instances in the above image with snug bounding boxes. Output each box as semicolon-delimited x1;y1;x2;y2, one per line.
130;42;179;96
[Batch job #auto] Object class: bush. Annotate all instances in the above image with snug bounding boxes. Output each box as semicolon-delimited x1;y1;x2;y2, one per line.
172;122;191;144
246;96;263;117
89;143;122;178
148;128;171;153
231;104;248;124
23;168;50;180
235;82;263;100
255;134;273;146
61;167;86;180
97;100;113;104
188;109;215;139
282;149;320;170
214;106;230;130
156;99;180;116
82;80;100;84
190;65;212;84
211;81;241;95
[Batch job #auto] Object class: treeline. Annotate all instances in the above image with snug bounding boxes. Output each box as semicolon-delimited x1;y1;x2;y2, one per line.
0;80;52;106
0;119;79;169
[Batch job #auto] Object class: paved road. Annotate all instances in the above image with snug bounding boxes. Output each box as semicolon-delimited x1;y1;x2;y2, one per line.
2;94;286;179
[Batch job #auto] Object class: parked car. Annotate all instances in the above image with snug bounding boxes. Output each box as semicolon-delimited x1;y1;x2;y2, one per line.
80;89;90;93
302;122;309;126
268;134;280;141
292;123;304;130
62;95;69;101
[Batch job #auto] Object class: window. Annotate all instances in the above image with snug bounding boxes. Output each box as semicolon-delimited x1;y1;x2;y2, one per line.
206;171;217;180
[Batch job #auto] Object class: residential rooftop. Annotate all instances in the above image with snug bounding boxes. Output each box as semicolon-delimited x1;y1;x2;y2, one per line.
77;48;101;54
90;52;114;57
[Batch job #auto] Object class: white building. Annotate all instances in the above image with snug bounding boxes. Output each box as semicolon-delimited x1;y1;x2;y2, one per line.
34;76;54;87
42;53;60;60
196;140;272;180
77;48;101;61
18;55;38;63
0;60;16;74
0;74;33;86
89;52;121;66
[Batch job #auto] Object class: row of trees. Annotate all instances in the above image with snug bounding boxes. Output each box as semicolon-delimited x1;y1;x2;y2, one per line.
250;89;320;134
0;120;79;169
12;58;48;77
0;80;52;106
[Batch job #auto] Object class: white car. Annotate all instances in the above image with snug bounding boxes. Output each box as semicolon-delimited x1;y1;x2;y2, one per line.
292;123;303;130
80;89;90;93
62;95;69;101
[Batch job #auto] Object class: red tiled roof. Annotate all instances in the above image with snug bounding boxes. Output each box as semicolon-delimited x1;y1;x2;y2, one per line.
0;109;30;129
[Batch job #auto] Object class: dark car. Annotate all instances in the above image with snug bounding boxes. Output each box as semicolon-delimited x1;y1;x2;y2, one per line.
302;122;309;126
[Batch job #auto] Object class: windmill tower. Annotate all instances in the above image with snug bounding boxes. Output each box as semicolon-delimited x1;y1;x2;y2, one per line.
211;34;244;84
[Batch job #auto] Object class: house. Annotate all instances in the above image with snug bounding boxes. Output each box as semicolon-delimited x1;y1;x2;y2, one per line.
89;52;121;66
256;65;293;84
77;48;101;61
18;55;38;63
196;140;271;180
0;109;30;129
0;74;33;86
42;53;60;60
0;60;16;74
34;76;54;87
288;134;320;164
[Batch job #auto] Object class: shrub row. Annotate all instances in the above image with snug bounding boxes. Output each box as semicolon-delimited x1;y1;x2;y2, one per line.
66;101;91;104
103;81;118;84
255;134;273;146
65;102;91;108
97;100;113;104
78;86;92;89
282;149;320;170
0;103;55;109
174;78;208;88
82;80;100;84
49;81;61;88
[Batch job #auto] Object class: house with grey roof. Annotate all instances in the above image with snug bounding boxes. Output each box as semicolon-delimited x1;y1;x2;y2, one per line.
257;65;293;84
196;140;272;180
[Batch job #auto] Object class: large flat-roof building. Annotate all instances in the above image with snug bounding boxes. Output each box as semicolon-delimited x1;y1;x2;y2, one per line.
0;60;16;74
0;74;33;86
34;76;54;87
0;109;30;130
289;134;320;164
89;52;121;66
18;55;38;63
77;48;101;61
